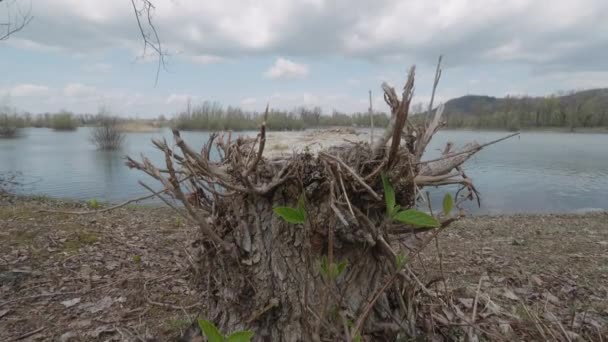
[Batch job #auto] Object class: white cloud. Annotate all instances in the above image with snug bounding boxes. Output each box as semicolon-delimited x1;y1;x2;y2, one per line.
2;82;171;116
63;83;97;98
264;58;309;80
241;97;257;106
166;94;192;105
6;0;608;71
5;0;608;116
10;84;50;97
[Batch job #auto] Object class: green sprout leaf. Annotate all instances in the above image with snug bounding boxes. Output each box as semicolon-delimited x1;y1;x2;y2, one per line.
297;193;306;219
323;259;348;280
329;263;338;279
226;331;255;342
273;193;307;224
198;319;224;342
132;255;142;264
320;256;329;277
336;260;348;277
273;207;305;224
88;198;102;210
442;193;454;216
381;172;396;217
393;209;439;228
395;253;407;269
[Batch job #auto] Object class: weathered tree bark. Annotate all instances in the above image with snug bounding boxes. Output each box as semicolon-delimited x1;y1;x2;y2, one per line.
126;59;518;341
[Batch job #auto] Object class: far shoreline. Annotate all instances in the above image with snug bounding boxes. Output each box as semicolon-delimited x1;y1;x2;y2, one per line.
8;125;608;135
439;126;608;134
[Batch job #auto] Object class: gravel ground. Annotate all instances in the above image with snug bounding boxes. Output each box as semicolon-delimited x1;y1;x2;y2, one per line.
1;194;606;341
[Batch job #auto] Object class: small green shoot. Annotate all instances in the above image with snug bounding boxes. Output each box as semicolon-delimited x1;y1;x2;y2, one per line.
381;172;398;217
226;331;255;342
443;193;454;216
395;253;407;269
132;255;142;264
329;260;348;279
88;198;102;210
320;256;348;280
393;209;439;227
197;319;254;342
198;320;223;342
381;173;439;228
273;193;306;224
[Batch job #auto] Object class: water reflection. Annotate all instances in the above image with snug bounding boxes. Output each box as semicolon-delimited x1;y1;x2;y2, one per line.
0;127;607;214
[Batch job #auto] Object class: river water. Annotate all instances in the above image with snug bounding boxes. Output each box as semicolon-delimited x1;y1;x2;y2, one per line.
1;127;606;215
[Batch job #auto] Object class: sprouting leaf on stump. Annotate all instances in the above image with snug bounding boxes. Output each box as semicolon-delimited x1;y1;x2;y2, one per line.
297;193;306;218
320;256;329;276
273;207;305;224
273;193;307;224
393;209;439;228
329;262;344;279
395;253;407;269
443;193;454;216
320;257;348;279
336;260;348;277
381;172;396;217
226;331;255;342
319;255;329;276
198;319;224;342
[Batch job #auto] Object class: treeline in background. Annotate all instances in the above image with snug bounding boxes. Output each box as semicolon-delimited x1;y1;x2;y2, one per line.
1;105;389;137
173;102;390;131
3;88;608;137
0;103;390;138
0;109;115;137
438;89;608;131
0;110;81;137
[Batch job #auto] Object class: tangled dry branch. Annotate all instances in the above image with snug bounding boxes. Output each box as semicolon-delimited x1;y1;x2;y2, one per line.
126;57;519;341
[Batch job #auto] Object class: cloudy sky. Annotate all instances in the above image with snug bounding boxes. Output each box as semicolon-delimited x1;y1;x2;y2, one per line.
1;0;607;117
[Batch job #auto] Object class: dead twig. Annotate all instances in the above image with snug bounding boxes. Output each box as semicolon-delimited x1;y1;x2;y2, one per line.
0;0;33;41
387;66;416;168
130;0;167;85
418;132;520;165
10;326;46;341
320;152;381;200
468;276;483;341
245;104;268;177
39;193;155;215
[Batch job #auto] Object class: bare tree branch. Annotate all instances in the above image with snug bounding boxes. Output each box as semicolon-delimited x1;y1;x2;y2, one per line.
130;0;167;85
0;0;33;41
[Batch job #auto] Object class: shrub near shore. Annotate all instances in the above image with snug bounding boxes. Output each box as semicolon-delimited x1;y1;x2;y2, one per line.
0;114;23;138
50;111;78;131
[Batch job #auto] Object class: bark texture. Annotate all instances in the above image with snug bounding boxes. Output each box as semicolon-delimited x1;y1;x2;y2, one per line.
126;60;518;341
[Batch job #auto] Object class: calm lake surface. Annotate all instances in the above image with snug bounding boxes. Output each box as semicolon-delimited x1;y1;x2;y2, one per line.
1;128;606;215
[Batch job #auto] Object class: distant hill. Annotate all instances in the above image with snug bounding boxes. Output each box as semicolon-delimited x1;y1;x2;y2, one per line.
435;89;608;130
